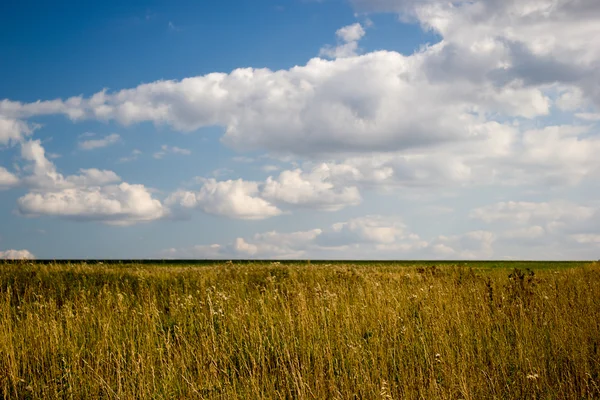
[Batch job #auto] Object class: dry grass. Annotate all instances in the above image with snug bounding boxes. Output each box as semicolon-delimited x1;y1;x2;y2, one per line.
1;261;599;399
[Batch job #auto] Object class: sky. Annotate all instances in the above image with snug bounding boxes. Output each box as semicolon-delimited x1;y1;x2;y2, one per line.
1;0;600;260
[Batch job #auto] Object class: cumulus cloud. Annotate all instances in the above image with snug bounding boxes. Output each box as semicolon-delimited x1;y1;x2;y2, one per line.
78;133;120;150
161;229;323;259
316;215;410;246
166;178;282;220
0;52;550;158
159;215;475;259
1;0;598;161
3;2;596;196
166;161;369;220
20;140;122;190
470;200;600;259
17;183;166;225
2;0;600;255
0;167;19;189
16;140;165;225
0;249;35;260
263;165;362;211
430;231;496;259
0;117;34;146
320;22;367;58
352;0;600;103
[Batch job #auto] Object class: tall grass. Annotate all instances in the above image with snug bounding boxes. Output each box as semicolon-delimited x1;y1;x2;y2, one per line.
1;262;599;399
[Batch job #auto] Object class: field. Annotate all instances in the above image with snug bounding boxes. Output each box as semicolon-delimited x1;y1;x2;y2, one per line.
1;260;599;399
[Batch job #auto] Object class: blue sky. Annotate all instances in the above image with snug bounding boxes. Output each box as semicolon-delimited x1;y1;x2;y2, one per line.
1;0;600;260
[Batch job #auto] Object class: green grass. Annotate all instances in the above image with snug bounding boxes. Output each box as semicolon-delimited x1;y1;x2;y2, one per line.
1;261;599;399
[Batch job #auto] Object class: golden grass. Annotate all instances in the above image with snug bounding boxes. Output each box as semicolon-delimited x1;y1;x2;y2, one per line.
1;261;599;399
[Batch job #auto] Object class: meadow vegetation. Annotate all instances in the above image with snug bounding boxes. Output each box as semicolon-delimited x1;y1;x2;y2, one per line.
1;261;599;399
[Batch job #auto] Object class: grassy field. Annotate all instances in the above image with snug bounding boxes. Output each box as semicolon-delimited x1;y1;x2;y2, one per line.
1;261;599;399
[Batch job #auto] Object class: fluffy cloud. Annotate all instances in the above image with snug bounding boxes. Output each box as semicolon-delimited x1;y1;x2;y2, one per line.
263;165;362;211
166;161;370;220
160;215;438;259
0;249;35;260
17;183;166;225
0;167;19;189
166;178;282;220
0;117;34;146
16;140;165;225
2;0;598;194
430;231;496;259
316;215;412;246
20;140;121;190
1;1;598;158
78;133;121;150
470;200;600;258
161;229;323;259
2;0;600;257
353;0;600;102
0;52;548;158
320;22;367;58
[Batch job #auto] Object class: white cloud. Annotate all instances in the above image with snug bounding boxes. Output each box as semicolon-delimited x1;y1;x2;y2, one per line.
431;231;496;259
21;140;121;190
316;215;417;247
161;229;323;259
210;168;233;178
167;163;369;219
78;133;120;150
66;169;121;187
160;215;414;259
470;199;600;258
118;149;142;163
556;88;586;111
2;0;598;165
0;249;35;260
470;200;594;227
153;145;191;159
166;178;282;220
575;113;600;121
501;226;546;240
261;165;279;172
21;140;67;189
263;164;362;211
337;22;366;42
320;22;367;58
16;140;164;225
516;125;600;185
0;50;549;159
18;183;166;225
0;167;19;189
321;123;600;189
0;117;34;146
570;234;600;245
3;0;600;255
351;0;600;104
159;214;503;259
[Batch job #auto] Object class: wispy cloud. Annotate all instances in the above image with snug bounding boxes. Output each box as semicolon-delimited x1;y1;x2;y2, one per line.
153;145;191;159
118;149;142;163
168;21;181;31
78;133;121;151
